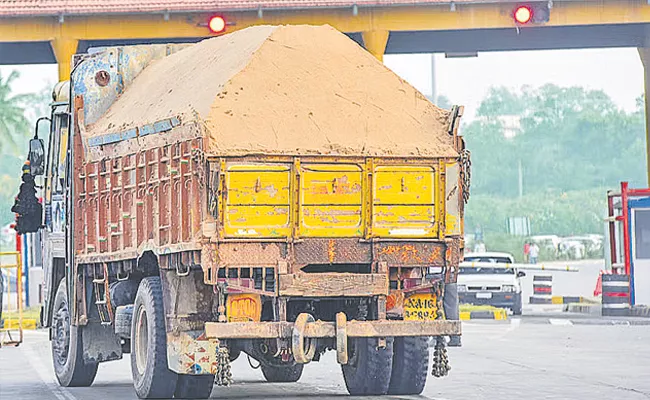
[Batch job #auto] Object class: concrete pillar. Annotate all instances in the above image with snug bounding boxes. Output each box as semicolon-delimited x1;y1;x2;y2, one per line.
637;48;650;186
361;30;389;62
50;37;79;82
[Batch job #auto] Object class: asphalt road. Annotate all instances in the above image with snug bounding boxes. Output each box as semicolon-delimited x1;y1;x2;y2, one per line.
2;318;649;400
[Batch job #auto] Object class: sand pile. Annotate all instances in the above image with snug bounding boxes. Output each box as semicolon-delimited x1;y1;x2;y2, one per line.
88;25;457;158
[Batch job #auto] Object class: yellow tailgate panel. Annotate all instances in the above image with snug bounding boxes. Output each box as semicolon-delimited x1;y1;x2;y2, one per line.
300;164;363;237
224;165;291;238
372;166;437;238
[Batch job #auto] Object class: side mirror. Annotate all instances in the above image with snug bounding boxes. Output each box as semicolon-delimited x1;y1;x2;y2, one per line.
29;116;50;176
516;271;526;278
28;138;45;176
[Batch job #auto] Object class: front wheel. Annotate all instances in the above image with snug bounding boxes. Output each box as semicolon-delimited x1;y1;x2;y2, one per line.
388;336;429;395
130;277;178;399
261;363;304;382
51;280;98;387
341;337;394;395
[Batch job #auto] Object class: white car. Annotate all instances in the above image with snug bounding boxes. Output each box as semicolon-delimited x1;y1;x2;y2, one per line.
458;252;525;315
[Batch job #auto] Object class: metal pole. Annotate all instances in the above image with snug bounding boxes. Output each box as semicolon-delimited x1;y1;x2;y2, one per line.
430;54;437;103
637;48;650;185
23;234;29;308
621;182;631;276
607;192;617;269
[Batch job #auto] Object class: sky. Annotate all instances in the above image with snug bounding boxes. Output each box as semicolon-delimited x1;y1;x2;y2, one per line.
0;47;646;122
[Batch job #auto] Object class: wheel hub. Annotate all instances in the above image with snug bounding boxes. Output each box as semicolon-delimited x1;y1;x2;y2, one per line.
134;306;149;375
52;302;70;367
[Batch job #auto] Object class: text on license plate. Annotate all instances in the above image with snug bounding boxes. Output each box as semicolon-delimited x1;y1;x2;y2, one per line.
476;292;493;299
404;293;438;321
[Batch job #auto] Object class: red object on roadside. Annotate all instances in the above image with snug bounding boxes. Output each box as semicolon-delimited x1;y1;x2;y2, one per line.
15;230;22;252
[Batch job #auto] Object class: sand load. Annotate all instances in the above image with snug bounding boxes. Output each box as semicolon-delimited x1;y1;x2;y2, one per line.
88;25;457;158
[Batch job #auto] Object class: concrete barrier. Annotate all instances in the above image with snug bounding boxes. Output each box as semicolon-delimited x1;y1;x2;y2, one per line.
602;274;630;316
530;275;552;304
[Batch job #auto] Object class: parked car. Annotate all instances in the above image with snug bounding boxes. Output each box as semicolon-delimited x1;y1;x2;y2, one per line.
558;238;586;259
529;235;561;257
458;252;525;315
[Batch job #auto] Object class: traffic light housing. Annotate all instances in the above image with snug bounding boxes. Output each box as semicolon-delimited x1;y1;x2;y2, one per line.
513;3;550;25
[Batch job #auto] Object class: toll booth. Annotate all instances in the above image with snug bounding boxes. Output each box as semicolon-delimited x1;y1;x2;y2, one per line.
607;182;650;306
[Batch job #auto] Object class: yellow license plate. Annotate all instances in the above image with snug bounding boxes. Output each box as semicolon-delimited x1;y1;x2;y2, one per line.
404;293;438;321
226;294;262;322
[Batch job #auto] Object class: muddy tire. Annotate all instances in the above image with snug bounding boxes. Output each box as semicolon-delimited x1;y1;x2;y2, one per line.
130;277;178;399
341;337;394;395
388;336;429;395
174;374;214;399
261;363;304;383
51;280;98;387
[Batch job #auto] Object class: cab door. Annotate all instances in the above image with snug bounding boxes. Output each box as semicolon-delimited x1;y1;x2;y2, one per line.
41;106;70;327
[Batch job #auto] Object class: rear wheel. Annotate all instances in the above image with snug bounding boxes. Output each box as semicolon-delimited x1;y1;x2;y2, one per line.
174;374;214;399
388;336;429;395
51;280;98;387
341;337;394;395
261;363;304;382
130;277;178;399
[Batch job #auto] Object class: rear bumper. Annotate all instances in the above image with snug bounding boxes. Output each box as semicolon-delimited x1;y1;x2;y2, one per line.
459;292;520;309
205;319;461;339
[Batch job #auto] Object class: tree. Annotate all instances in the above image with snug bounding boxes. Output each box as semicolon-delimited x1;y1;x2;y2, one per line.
463;84;646;236
0;71;31;155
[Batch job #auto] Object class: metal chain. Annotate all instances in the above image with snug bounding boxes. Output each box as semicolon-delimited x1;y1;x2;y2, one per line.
460;149;471;204
215;342;233;386
431;336;451;378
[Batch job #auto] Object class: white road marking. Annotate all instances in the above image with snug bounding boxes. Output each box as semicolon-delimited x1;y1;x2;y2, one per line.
22;342;77;400
549;318;573;326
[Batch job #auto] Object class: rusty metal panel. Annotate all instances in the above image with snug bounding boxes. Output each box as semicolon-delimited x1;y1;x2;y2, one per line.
279;272;388;297
204;319;460;339
293;238;372;265
216;242;287;266
74;137;204;261
375;242;446;266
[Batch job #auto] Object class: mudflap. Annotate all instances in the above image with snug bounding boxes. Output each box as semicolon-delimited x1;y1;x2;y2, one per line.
166;330;219;375
82;321;123;364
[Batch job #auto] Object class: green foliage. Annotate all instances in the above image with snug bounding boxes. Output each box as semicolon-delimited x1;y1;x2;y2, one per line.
464;84;646;238
0;71;32;155
0;71;52;227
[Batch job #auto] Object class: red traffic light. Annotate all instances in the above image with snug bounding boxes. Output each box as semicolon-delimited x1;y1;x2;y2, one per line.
514;5;532;24
208;16;226;33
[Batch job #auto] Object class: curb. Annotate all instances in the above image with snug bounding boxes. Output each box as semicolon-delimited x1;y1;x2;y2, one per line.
460;309;508;320
552;296;586;304
631;306;650;318
565;303;601;315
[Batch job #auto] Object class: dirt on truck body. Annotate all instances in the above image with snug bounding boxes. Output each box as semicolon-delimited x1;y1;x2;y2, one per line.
32;25;469;398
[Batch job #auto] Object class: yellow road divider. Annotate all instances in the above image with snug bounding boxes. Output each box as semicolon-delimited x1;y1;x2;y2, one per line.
459;304;508;320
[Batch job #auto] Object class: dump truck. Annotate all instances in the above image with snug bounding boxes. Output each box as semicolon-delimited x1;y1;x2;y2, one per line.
26;25;470;398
